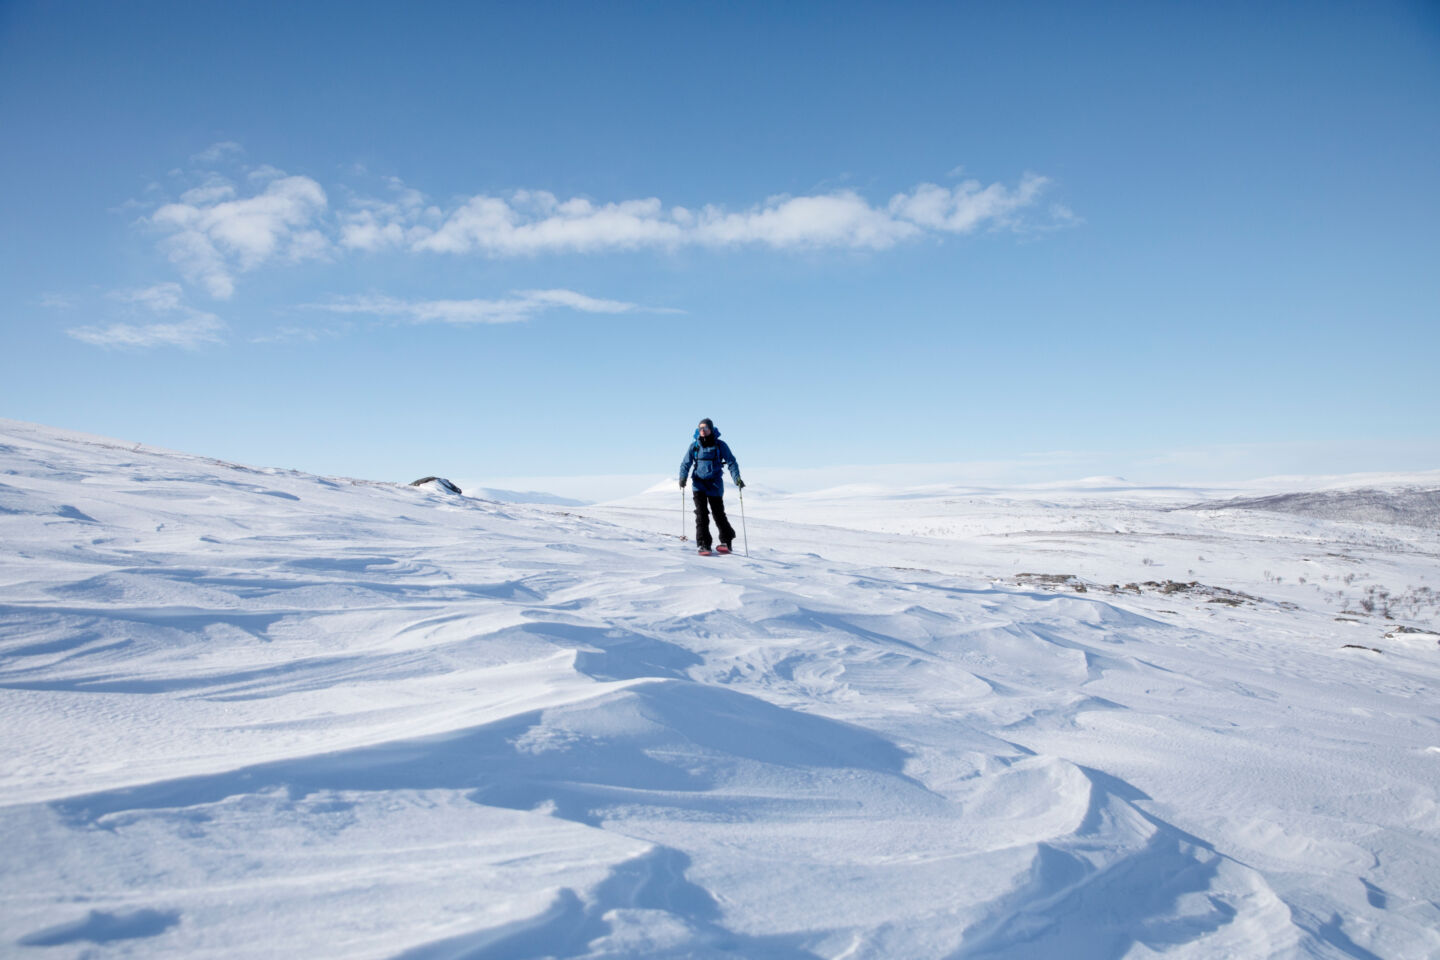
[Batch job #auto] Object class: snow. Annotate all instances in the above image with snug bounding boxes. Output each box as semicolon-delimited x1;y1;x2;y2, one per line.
468;487;590;507
1;418;1437;959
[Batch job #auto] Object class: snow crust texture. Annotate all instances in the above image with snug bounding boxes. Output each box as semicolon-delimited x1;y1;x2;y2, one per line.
2;420;1438;959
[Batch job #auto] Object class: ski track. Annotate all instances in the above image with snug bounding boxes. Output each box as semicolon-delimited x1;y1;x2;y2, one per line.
1;420;1438;959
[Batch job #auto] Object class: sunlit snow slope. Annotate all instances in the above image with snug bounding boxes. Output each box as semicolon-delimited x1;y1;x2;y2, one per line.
2;420;1438;959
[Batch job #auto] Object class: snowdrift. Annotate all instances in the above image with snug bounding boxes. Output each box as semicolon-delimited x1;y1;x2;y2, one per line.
1;419;1437;958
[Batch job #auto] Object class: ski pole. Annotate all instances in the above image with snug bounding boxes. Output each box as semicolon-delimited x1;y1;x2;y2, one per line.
681;484;686;541
739;487;749;557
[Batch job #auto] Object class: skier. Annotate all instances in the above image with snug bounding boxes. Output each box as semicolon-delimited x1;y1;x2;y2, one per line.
679;418;744;555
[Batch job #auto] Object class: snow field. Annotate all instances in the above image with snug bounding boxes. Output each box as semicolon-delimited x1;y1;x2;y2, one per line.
1;419;1438;958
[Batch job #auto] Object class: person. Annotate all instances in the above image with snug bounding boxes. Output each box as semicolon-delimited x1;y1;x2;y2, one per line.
679;418;744;554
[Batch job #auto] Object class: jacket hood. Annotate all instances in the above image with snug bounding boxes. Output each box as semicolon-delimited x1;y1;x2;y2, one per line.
693;425;722;440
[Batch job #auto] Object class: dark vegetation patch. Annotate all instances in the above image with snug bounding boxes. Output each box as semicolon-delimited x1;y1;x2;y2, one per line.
1015;573;1088;593
1356;584;1437;621
1011;574;1261;606
1383;626;1440;645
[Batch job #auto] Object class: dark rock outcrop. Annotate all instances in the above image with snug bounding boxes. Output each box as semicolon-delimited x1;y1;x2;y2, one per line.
410;476;462;495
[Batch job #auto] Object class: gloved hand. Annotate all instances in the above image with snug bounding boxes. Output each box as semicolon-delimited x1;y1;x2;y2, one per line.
678;478;687;489
735;478;745;489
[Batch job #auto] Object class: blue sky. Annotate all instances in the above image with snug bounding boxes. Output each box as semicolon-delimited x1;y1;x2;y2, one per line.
2;1;1437;497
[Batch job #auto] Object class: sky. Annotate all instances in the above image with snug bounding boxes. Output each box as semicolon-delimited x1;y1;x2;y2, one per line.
2;1;1437;499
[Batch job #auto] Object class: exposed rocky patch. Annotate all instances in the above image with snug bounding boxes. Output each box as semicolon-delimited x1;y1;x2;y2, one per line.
1383;625;1440;645
410;476;462;495
1014;572;1087;591
1012;573;1263;606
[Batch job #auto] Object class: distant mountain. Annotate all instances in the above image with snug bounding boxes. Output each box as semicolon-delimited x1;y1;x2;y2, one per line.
1187;487;1440;528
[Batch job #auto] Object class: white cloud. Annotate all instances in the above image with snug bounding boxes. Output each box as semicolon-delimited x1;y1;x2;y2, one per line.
338;208;410;252
693;191;920;249
404;189;921;256
410;194;686;255
516;288;658;313
38;292;78;310
286;228;331;263
888;173;1051;233
385;176;426;213
191;141;244;164
1044;202;1084;231
251;323;351;345
67;318;224;350
137;151;1076;295
305;288;666;326
346;170;1066;259
149;173;329;298
179;181;237;205
67;283;226;350
337;176;440;252
245;164;288;183
113;283;187;312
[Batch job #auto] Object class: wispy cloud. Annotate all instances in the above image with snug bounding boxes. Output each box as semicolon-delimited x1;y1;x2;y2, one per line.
131;148;1076;297
250;323;352;345
148;170;329;298
356;173;1062;257
67;283;226;350
305;289;671;325
191;141;244;164
887;173;1050;233
38;292;78;310
179;180;237;206
1043;202;1084;232
338;175;439;251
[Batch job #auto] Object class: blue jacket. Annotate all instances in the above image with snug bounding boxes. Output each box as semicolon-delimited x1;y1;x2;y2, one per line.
680;427;740;497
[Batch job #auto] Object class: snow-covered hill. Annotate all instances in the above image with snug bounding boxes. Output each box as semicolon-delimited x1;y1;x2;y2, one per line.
1;420;1437;959
1189;487;1440;529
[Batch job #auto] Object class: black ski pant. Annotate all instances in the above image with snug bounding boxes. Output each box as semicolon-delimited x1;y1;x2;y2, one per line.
693;491;736;549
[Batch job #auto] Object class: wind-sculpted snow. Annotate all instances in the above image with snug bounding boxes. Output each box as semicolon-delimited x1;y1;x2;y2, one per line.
1;421;1438;958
